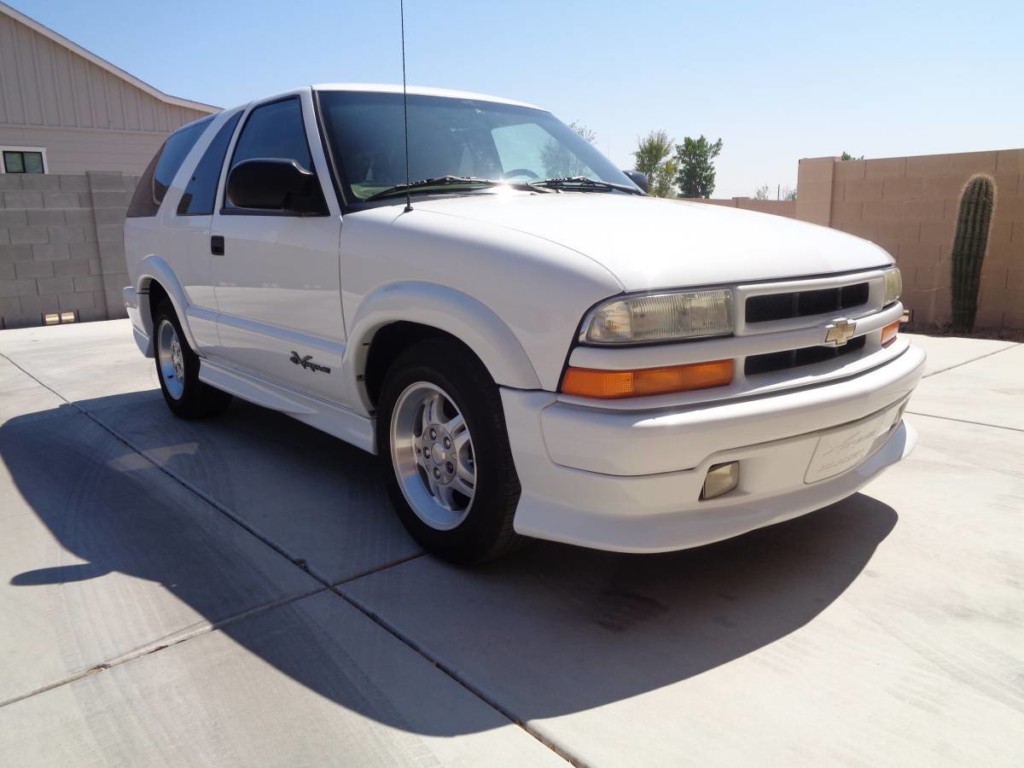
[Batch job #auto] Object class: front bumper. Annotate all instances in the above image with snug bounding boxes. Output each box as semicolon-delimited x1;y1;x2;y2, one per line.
501;342;925;553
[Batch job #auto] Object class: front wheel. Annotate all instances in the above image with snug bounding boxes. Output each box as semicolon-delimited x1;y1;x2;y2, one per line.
377;339;523;564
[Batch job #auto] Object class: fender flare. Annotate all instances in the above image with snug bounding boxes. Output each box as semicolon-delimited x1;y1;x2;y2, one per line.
345;282;542;410
133;255;199;351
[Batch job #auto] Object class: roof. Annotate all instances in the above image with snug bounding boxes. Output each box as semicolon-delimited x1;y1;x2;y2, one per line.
312;83;544;111
0;1;219;114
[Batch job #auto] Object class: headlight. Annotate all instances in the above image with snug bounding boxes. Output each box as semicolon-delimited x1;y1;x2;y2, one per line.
582;289;733;344
883;268;902;306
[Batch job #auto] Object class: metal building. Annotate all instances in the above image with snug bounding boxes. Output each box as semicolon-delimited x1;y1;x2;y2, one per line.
0;1;217;176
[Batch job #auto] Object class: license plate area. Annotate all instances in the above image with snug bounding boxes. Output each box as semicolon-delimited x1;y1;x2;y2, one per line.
804;403;903;484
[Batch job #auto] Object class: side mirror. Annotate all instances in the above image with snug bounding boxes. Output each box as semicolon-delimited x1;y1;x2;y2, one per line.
623;170;650;194
226;158;326;214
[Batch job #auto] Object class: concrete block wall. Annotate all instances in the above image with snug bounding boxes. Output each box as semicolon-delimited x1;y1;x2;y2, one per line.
795;158;834;227
0;171;137;329
797;149;1024;329
681;197;797;218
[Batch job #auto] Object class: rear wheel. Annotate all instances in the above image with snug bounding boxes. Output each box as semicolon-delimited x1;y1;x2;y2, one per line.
153;300;231;419
377;339;523;564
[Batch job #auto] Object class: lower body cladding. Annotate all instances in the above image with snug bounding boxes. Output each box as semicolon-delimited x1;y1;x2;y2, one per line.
501;343;926;553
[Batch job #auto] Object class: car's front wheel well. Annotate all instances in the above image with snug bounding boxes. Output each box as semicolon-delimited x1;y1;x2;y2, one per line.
364;323;488;408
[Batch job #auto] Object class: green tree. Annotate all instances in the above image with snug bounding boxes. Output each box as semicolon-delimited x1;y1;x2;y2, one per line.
674;135;723;198
542;120;596;178
633;130;678;197
840;151;864;161
754;185;770;200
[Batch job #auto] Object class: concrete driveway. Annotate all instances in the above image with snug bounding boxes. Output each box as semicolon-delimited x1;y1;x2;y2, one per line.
0;321;1021;766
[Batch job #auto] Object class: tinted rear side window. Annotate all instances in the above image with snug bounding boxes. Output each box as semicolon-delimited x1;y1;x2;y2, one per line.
127;152;163;218
177;112;242;216
127;116;213;218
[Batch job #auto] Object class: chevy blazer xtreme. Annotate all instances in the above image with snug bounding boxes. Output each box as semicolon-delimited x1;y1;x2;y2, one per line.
123;85;925;563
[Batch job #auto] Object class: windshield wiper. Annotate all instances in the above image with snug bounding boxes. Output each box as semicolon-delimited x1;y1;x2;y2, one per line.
365;176;504;202
531;176;644;195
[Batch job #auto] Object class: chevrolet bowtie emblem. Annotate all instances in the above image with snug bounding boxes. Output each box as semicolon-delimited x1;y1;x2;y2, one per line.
824;318;857;346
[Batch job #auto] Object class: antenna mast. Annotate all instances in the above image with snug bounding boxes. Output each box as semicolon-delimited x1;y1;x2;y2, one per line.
400;0;412;213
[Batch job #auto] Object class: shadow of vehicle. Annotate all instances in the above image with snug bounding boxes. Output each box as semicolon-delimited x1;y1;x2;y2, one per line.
1;394;897;736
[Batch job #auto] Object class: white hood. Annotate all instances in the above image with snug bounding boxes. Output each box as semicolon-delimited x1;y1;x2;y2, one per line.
410;193;892;291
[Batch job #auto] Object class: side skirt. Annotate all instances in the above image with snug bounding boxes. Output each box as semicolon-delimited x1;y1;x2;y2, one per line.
199;358;376;454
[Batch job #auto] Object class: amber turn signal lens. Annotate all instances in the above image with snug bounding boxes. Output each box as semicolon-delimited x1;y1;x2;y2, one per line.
561;360;734;399
881;320;900;347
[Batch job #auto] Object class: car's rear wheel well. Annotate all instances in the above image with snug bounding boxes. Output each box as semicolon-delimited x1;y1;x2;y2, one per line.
364;323;488;408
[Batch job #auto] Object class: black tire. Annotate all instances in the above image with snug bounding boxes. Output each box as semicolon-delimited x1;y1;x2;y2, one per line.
152;299;232;419
377;338;524;564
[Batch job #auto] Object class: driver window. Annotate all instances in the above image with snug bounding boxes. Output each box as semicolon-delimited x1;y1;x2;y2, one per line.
226;98;314;209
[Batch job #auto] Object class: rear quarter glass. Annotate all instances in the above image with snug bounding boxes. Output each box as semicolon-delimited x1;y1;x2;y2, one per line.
127;116;213;218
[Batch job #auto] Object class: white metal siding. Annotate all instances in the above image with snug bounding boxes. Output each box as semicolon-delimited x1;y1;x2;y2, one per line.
0;13;210;133
0;126;167;175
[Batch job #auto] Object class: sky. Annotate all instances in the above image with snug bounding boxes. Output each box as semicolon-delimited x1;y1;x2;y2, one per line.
7;0;1022;198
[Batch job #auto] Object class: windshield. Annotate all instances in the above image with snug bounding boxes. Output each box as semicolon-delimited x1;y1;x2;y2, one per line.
317;90;637;202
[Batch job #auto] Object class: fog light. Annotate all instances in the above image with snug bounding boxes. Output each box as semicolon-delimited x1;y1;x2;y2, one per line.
60;311;78;323
701;461;740;501
43;313;61;325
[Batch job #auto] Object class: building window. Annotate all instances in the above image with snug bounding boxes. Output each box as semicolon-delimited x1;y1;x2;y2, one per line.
1;148;47;174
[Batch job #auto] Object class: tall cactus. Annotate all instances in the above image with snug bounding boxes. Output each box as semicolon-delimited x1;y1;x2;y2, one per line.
950;176;994;332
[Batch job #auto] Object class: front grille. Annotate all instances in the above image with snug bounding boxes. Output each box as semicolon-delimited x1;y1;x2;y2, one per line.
746;282;870;323
745;335;866;376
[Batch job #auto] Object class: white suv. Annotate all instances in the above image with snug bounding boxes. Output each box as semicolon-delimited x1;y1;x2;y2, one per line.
124;84;925;563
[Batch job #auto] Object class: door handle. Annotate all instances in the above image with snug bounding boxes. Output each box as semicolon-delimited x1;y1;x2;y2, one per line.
211;235;225;256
